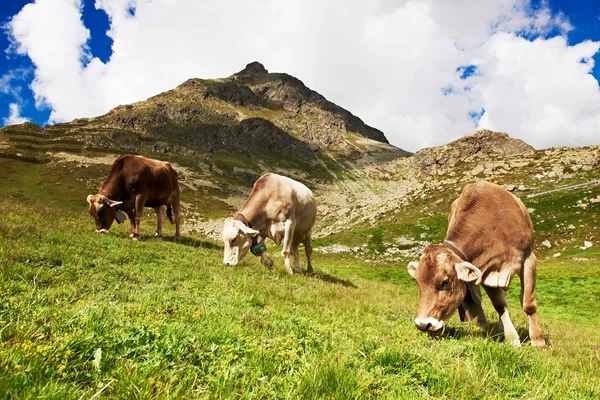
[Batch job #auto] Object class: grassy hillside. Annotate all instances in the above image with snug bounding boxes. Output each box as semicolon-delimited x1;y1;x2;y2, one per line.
1;154;599;398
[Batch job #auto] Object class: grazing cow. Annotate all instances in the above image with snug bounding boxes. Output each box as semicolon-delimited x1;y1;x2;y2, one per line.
222;173;317;275
407;181;546;347
86;155;181;240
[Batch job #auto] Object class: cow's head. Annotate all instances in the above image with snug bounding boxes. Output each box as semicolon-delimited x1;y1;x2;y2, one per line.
86;194;123;233
222;219;259;265
407;244;482;336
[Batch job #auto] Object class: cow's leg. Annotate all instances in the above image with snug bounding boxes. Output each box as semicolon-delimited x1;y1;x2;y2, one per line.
520;253;546;348
291;243;301;274
172;194;181;239
260;253;274;269
130;195;146;240
459;284;488;328
127;210;136;238
281;219;295;275
304;230;313;274
483;286;520;346
154;206;164;237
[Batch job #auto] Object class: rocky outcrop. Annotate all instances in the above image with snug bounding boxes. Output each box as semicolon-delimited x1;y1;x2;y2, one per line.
410;129;534;176
238;63;390;144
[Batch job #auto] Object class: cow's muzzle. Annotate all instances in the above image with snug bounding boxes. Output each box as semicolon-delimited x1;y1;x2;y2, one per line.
429;325;446;337
415;317;445;336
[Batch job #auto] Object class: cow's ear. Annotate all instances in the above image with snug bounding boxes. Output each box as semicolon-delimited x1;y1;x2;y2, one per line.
455;261;482;285
407;261;419;278
239;224;260;238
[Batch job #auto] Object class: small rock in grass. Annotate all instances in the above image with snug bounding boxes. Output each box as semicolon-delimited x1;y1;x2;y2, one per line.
395;237;415;246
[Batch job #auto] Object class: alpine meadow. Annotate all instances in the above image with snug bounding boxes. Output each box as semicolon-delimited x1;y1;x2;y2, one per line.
1;63;599;399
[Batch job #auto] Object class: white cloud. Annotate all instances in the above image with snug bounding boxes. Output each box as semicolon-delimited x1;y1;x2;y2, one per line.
474;34;600;149
3;103;29;125
4;0;600;151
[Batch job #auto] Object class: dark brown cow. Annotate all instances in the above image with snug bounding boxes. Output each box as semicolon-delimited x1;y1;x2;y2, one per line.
407;181;546;347
86;155;181;240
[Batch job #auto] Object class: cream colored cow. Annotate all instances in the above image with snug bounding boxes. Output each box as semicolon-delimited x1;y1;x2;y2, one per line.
222;173;317;275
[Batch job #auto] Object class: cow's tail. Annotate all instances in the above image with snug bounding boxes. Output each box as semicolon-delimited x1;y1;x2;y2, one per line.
166;204;175;225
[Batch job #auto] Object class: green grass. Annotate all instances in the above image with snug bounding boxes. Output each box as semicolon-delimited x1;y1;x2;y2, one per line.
1;132;599;398
1;200;599;399
524;187;600;258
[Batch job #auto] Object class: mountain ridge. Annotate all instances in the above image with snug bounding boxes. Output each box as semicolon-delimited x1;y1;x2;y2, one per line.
83;61;401;160
1;62;598;242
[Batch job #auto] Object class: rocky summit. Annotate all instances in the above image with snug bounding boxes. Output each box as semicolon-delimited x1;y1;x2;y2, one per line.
409;129;534;177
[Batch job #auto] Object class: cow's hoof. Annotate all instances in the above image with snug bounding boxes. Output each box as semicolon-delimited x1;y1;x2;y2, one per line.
155;232;163;238
531;339;547;348
293;268;301;274
260;256;274;269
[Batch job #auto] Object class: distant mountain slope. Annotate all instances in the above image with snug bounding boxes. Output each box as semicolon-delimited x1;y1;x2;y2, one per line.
1;65;598;252
82;61;405;160
0;62;410;180
1;116;598;250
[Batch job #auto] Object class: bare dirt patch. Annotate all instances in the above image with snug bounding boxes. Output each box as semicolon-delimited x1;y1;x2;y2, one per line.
47;151;118;166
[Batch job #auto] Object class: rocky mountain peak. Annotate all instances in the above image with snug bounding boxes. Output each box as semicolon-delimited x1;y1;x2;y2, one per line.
83;61;397;158
461;129;534;154
410;129;534;176
234;61;269;76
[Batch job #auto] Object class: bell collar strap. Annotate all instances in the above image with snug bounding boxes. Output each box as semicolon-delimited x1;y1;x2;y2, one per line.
234;213;266;257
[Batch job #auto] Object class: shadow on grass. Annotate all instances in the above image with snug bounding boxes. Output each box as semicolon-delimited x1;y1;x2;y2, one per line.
306;271;358;288
161;235;222;250
434;322;541;346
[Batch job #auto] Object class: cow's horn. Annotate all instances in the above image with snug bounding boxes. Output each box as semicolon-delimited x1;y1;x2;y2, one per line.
87;195;94;204
109;200;123;208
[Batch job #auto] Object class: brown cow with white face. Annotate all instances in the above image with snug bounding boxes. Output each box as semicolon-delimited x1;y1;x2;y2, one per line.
87;155;181;240
222;173;317;275
407;181;546;347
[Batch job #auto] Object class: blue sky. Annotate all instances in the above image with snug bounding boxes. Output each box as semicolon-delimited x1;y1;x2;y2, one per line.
0;0;599;151
1;0;112;125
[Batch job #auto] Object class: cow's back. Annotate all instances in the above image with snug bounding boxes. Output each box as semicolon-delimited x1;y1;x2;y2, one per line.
245;173;316;238
446;181;533;275
102;155;179;206
285;175;317;235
